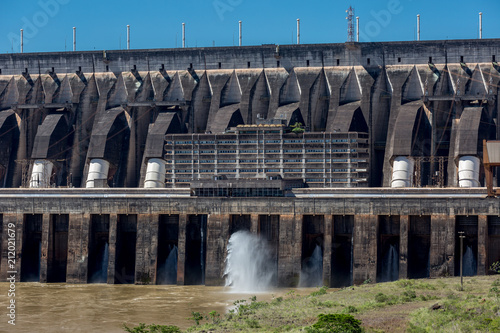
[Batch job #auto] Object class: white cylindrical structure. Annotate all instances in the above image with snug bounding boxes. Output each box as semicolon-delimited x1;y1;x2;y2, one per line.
297;19;300;44
182;23;186;48
356;16;359;42
127;24;130;49
391;156;414;188
458;156;480;188
73;27;76;51
20;29;23;53
239;20;242;46
144;158;166;188
479;12;483;39
417;14;420;41
86;159;110;188
30;160;54;188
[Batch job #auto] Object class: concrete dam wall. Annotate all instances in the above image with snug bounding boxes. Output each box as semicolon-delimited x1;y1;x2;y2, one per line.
0;39;500;286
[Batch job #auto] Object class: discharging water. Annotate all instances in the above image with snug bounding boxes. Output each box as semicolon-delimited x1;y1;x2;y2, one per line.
0;283;312;333
224;231;277;292
299;245;323;287
380;244;399;282
157;245;178;284
463;245;477;276
89;242;109;283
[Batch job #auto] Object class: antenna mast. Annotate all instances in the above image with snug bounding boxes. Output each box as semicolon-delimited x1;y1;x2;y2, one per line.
346;6;355;42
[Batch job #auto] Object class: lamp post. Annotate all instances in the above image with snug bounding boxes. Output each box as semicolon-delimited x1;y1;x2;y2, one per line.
459;231;465;291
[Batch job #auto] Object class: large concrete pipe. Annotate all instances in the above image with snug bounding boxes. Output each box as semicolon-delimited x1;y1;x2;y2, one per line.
391;156;414;188
29;160;54;188
86;159;110;188
458;156;480;188
144;158;166;188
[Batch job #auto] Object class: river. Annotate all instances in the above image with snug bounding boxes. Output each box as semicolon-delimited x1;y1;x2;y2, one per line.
0;283;313;333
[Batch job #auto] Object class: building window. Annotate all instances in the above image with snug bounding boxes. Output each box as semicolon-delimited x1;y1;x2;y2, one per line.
367;58;370;65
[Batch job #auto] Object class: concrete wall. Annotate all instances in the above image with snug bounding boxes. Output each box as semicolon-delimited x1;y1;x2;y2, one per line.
0;39;499;188
0;188;498;286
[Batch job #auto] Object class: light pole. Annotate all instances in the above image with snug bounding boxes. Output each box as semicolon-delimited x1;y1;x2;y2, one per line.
459;231;465;291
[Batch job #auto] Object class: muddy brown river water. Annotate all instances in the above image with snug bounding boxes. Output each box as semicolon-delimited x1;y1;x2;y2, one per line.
0;283;314;333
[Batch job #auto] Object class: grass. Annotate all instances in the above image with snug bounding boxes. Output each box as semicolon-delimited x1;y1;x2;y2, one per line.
127;275;500;332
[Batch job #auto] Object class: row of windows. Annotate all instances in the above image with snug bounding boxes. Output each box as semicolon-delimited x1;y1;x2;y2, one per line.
170;168;364;173
173;158;365;164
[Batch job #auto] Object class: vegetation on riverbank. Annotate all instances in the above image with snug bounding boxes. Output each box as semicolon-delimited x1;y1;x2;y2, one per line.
124;275;500;332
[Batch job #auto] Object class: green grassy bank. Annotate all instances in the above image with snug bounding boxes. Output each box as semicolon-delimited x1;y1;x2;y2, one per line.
125;275;500;333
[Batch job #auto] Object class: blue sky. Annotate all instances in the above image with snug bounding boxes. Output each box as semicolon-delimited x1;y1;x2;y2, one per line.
1;0;499;53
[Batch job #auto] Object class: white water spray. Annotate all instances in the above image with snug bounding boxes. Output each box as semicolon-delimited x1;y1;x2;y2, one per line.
158;245;178;284
380;244;399;282
224;231;276;292
299;245;323;287
91;242;109;283
463;245;477;276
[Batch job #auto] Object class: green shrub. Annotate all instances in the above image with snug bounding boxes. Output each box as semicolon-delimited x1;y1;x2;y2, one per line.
344;305;358;313
245;319;261;328
189;311;204;325
401;289;417;302
375;292;388;303
395;279;414;288
122;323;181;333
318;300;336;308
310;286;328;297
305;313;363;333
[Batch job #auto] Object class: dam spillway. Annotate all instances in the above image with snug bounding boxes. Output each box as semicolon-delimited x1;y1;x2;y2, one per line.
0;39;500;286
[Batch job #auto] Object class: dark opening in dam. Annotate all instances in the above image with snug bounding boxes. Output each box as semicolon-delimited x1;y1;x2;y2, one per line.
408;215;430;279
331;215;353;287
47;214;69;283
258;215;279;286
488;216;500;274
157;215;179;285
185;215;207;285
0;215;2;269
455;216;478;277
88;215;110;283
230;215;251;234
300;215;324;287
21;214;42;282
115;215;137;284
377;215;400;283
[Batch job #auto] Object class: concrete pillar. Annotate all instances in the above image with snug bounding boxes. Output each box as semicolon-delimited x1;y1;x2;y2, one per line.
352;214;378;285
278;214;302;287
40;214;51;283
430;215;455;278
106;214;118;284
0;214;23;281
250;214;259;234
399;215;409;279
478;215;488;275
66;213;90;283
135;214;159;284
176;214;187;285
205;214;230;286
322;215;333;287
